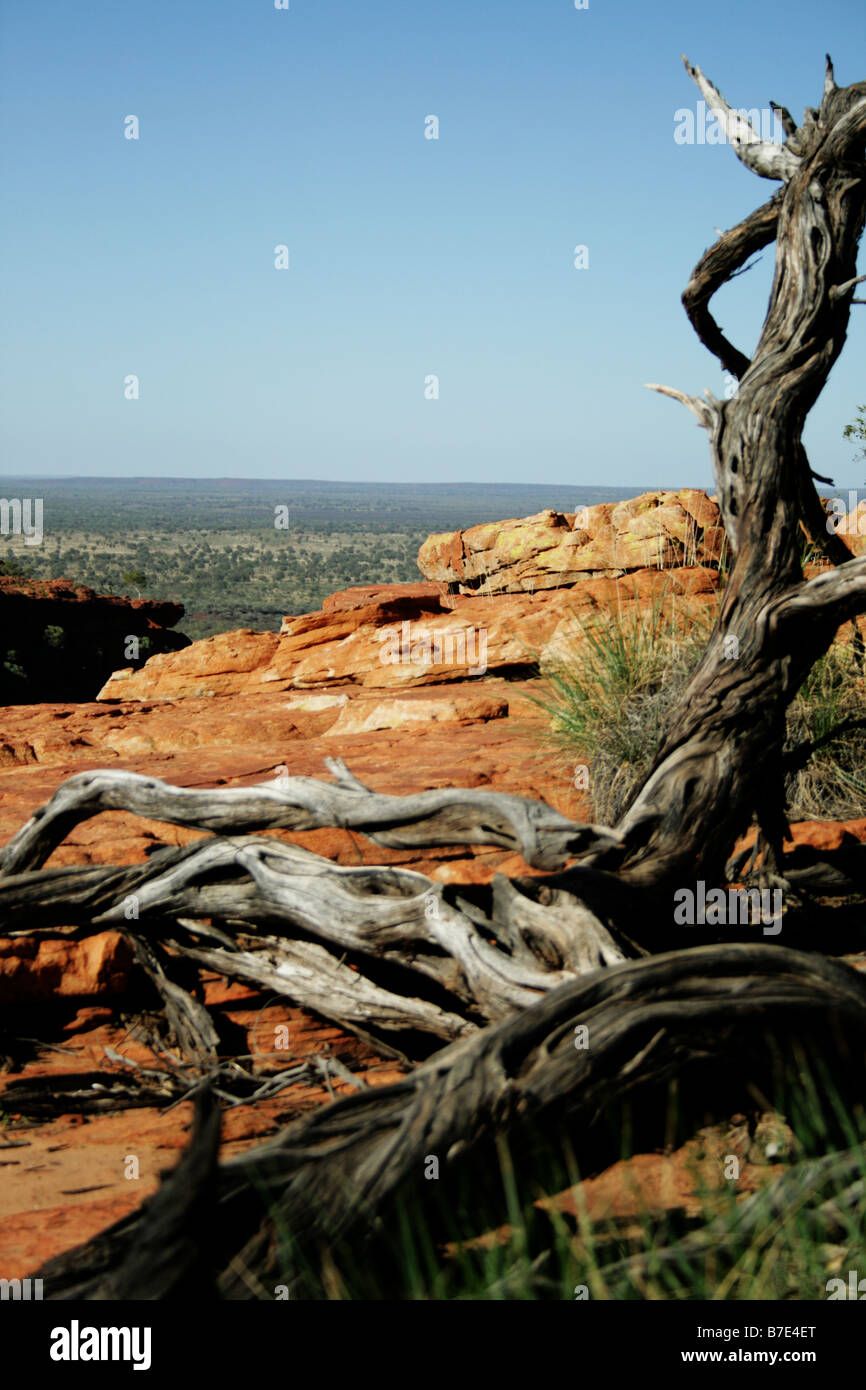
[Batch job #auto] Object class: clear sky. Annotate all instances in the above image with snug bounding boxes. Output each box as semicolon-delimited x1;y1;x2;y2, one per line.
1;0;864;488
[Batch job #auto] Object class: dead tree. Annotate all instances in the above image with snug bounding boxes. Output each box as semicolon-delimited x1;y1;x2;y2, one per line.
4;56;866;1295
618;54;866;887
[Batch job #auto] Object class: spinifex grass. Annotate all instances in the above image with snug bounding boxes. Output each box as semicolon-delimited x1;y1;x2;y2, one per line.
534;590;866;824
784;640;866;819
531;590;714;824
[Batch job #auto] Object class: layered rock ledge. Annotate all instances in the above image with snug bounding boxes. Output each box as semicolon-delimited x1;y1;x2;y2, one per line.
97;567;720;701
417;489;726;594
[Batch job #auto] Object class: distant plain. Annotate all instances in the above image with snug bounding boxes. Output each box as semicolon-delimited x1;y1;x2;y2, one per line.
0;478;656;639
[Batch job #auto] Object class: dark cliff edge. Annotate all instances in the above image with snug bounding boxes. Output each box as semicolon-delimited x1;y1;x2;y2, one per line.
0;577;190;704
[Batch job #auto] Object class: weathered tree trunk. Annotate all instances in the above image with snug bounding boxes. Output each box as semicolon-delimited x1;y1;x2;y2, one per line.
612;56;866;886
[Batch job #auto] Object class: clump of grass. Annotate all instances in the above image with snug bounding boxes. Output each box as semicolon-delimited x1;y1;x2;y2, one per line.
784;641;866;819
535;592;713;824
536;595;866;826
258;1047;866;1300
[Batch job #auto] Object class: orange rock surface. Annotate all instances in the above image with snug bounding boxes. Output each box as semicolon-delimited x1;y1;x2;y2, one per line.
417;490;725;594
97;566;720;701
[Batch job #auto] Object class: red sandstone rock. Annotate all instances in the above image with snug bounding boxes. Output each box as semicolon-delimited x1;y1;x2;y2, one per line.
99;629;278;701
324;690;508;736
834;499;866;556
417;489;724;594
0;932;132;1002
96;567;720;701
323;582;451;612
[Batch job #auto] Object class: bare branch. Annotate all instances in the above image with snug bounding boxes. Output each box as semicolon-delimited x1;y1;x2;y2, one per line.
770;102;798;139
0;765;621;878
795;466;853;569
772;556;866;636
682;193;781;378
0;813;633;1037
643;382;715;429
682;56;800;181
830;273;866;302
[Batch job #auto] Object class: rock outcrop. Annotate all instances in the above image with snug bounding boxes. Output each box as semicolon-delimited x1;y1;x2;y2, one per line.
0;577;189;705
92;489;728;702
97;567;720;701
417;489;726;594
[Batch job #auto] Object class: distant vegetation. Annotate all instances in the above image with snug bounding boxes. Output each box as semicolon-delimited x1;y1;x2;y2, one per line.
0;478;650;640
2;526;431;638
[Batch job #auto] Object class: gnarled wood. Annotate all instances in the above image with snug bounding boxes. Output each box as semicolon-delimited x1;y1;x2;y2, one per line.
618;57;866;886
33;944;866;1298
0;758;619;877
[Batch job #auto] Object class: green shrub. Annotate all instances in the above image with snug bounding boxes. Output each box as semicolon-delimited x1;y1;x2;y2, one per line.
1;650;27;683
537;598;866;825
534;593;712;824
784;642;866;819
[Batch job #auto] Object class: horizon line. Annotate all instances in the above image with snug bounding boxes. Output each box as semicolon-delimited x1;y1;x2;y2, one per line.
0;474;709;489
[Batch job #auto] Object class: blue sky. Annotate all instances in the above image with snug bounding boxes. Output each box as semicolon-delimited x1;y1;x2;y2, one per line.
1;0;864;488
